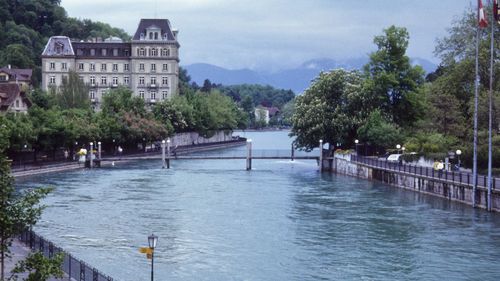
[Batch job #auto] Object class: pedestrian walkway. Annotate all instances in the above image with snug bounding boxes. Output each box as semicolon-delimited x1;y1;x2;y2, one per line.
5;239;74;281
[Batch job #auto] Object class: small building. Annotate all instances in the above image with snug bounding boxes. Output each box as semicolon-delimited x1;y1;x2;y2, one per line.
255;107;270;124
0;83;32;114
0;65;33;90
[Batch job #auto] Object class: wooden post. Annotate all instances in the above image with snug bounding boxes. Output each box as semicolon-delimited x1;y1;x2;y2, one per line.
246;139;252;170
291;143;295;161
166;138;171;169
161;140;166;169
319;139;323;172
89;142;93;169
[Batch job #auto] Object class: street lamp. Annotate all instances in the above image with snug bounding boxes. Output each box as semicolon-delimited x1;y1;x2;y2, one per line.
354;139;359;156
456;149;462;168
401;146;406;154
148;234;158;281
396;144;401;154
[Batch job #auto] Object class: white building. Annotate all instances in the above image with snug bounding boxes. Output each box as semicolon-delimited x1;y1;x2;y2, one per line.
41;19;180;109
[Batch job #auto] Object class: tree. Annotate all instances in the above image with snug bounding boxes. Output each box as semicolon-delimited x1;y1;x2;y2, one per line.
0;155;52;280
0;44;34;69
52;70;90;110
11;252;64;281
363;25;425;127
290;69;364;151
201;79;212;93
357;110;402;150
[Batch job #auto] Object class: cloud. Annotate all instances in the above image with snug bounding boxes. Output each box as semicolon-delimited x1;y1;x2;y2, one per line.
61;0;472;71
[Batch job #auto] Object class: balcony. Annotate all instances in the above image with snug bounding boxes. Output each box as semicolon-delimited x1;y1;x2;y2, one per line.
90;98;99;103
148;99;157;104
111;83;118;88
147;83;158;89
87;83;98;88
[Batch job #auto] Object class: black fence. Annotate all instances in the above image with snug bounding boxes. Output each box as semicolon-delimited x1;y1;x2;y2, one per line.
19;230;115;281
351;155;498;190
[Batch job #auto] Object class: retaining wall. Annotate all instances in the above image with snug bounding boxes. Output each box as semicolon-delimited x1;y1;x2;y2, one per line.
327;154;500;212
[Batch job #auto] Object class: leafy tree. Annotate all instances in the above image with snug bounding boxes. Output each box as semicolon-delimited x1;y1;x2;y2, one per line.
52;70;90;110
363;25;425;127
11;252;64;281
0;44;34;69
0;155;52;280
357;110;402;150
201;79;213;93
291;69;364;151
280;99;295;126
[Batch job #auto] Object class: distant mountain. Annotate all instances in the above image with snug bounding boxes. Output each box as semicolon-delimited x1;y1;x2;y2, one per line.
184;57;437;94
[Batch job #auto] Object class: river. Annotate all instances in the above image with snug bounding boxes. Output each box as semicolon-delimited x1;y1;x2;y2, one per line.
16;131;500;280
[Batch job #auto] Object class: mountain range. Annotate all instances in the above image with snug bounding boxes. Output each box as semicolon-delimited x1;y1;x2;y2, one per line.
183;57;437;94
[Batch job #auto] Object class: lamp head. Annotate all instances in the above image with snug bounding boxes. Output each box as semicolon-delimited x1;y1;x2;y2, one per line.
148;233;158;249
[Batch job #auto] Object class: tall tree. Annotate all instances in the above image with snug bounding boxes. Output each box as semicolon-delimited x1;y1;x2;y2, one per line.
363;25;425;127
53;70;90;110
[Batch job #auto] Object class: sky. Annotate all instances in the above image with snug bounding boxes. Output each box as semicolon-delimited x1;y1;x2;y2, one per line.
60;0;474;72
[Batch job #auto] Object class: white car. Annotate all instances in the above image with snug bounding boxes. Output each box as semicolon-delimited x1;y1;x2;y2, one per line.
386;154;402;163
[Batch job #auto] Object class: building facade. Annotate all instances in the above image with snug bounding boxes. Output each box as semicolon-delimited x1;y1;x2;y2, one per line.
41;19;180;109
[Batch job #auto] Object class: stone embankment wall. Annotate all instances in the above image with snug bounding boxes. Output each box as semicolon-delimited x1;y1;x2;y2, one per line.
327;154;500;212
171;131;233;146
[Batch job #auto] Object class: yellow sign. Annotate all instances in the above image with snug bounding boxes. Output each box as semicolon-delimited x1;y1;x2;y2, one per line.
139;247;153;254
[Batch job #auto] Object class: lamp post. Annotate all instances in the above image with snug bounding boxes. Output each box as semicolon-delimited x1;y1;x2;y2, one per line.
401;146;406;154
97;141;101;159
354;139;359;156
456;149;462;169
148;234;158;281
161;140;166;168
396;144;401;154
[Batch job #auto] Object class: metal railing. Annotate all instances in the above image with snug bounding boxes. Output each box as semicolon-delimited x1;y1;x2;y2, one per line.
351;155;498;190
19;230;115;281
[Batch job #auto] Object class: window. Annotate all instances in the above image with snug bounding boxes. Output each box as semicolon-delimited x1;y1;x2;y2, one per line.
124;49;129;56
139;77;145;85
154;32;158;40
139;48;145;56
139;91;145;99
113;49;118;56
162;77;168;85
49;76;56;84
101;76;107;85
90;76;95;85
16;100;19;108
151;48;157;56
0;76;6;82
151;64;156;72
90;63;95;71
61;62;67;70
79;63;84;70
139;63;145;71
124;76;129;85
161;48;170;56
124;64;129;71
150;91;156;100
149;32;153;40
140;33;144;40
112;77;118;85
102;49;107;56
113;64;118;71
49;62;55;70
162;91;168;99
101;64;107;71
162;64;168;71
150;77;156;85
90;49;95;56
90;91;95;99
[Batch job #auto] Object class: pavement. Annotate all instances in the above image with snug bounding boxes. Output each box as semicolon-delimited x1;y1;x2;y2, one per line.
4;239;74;281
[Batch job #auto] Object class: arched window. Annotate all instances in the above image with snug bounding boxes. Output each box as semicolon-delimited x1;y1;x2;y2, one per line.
154;32;158;40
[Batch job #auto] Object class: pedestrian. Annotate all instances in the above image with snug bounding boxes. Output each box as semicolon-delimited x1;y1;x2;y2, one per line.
437;160;444;177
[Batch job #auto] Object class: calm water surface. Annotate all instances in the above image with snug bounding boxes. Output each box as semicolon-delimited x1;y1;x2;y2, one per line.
16;131;500;280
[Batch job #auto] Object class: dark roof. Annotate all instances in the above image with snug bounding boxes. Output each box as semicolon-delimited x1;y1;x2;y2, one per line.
0;83;31;110
71;42;131;58
0;67;32;82
267;107;280;116
132;19;176;41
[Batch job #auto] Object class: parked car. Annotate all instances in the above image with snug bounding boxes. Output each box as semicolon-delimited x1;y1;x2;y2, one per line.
386;154;402;163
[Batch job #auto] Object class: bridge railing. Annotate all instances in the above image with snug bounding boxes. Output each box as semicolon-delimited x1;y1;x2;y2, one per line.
182;149;317;158
351;155;498;190
19;229;115;281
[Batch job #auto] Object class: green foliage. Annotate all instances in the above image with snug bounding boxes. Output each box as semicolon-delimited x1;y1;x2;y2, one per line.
291;69;364;151
357;110;402;149
0;44;35;69
51;70;90;110
11;252;64;281
403;132;459;156
0;155;52;280
363;25;425;127
219;84;295;109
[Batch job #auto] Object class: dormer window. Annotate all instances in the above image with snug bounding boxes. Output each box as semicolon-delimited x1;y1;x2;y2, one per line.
55;42;64;54
163;33;168;40
154;32;158;40
149;32;153;40
140;33;144;40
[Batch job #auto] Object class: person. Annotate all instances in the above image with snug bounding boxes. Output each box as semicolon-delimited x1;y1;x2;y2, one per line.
437;160;444;177
433;159;439;171
64;150;69;161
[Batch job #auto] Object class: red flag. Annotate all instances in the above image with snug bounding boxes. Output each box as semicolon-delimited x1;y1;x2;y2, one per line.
479;0;488;28
494;0;499;22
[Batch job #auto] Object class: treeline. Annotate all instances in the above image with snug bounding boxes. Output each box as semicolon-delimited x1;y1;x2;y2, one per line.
292;6;500;172
0;71;247;160
0;0;130;85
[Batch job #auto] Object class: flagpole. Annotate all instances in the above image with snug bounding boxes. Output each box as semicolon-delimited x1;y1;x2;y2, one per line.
472;0;481;208
487;0;495;211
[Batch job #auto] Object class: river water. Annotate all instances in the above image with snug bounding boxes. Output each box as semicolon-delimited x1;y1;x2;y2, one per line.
16;131;500;280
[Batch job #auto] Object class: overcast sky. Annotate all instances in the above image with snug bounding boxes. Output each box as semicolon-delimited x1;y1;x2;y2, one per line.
61;0;474;71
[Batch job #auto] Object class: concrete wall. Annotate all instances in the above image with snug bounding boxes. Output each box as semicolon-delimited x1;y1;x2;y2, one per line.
328;154;500;212
170;131;233;147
